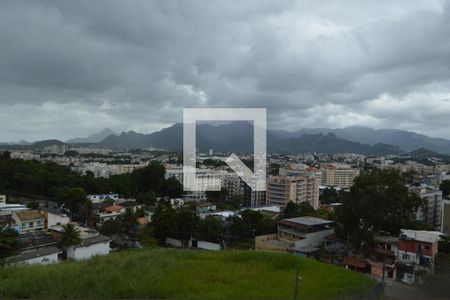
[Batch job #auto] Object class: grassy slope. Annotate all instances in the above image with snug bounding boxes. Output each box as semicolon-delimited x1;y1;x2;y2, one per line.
0;248;374;299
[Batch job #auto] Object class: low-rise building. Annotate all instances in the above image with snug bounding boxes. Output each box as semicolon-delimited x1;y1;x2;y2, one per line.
397;229;441;284
5;246;61;266
66;235;111;261
12;210;45;233
255;216;335;256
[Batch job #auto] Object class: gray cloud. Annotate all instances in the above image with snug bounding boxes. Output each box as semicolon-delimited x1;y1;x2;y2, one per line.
0;0;450;141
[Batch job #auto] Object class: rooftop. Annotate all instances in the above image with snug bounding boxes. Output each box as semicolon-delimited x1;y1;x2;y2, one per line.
75;235;110;248
399;229;442;244
104;205;125;213
5;246;61;264
280;216;334;226
14;210;44;221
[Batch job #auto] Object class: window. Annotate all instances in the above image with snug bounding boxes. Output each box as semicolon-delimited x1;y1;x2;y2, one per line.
402;254;409;260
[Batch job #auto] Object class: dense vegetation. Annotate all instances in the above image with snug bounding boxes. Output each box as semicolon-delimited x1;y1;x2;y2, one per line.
0;248;375;299
0;156;182;203
336;169;424;245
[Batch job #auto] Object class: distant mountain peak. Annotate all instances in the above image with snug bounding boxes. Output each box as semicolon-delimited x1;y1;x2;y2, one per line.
66;128;119;144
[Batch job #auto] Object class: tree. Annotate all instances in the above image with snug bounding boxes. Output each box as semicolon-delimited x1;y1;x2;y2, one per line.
336;169;423;246
0;151;10;160
197;216;222;243
26;201;39;209
320;187;342;204
56;187;89;220
161;177;183;198
60;223;81;259
136;225;158;247
151;203;179;245
229;210;276;239
99;219;123;236
136;191;157;206
118;208;138;233
283;201;315;218
177;210;199;241
284;201;300;218
132;162;166;194
0;228;18;259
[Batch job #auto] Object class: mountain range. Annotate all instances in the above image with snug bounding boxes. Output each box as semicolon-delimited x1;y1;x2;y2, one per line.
4;124;450;155
98;122;409;155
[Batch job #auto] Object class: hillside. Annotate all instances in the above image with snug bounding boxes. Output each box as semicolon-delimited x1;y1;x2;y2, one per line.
0;248;374;299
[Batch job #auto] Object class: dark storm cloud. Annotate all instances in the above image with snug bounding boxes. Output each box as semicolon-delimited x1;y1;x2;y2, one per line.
0;0;450;141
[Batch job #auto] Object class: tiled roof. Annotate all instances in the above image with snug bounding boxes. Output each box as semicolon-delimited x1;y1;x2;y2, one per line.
104;205;124;213
15;210;44;221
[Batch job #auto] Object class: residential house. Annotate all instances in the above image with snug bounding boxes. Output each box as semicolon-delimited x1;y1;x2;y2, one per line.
41;208;70;229
50;224;111;261
5;246;61;266
66;235;111;261
12;210;45;233
397;229;441;284
93;205;125;225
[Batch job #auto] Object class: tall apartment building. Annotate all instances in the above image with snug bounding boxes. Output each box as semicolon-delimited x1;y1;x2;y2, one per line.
321;164;360;189
266;174;320;209
443;200;450;235
412;186;443;230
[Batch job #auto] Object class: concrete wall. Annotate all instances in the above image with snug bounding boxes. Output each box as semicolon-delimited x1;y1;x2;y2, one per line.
10;252;60;266
67;241;110;261
46;212;70;228
166;237;183;248
294;229;334;248
196;241;221;251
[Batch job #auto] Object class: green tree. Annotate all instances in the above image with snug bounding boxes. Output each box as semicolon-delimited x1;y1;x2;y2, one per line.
284;201;315;218
132;162;165;194
99;219;124;236
320;187;342;204
56;187;89;219
151;203;179;245
229;210;276;239
26;201;39;209
177;210;199;241
136;225;158;247
161;177;183;198
136;191;157;205
197;216;222;243
60;223;81;259
336;169;423;246
0;228;18;259
284;201;300;218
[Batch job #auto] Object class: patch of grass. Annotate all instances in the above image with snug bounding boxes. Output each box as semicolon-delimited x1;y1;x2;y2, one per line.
0;248;375;299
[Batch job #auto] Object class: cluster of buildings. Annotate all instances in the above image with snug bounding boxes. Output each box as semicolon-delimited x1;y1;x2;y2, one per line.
0;193;150;266
255;214;443;285
0;195;112;266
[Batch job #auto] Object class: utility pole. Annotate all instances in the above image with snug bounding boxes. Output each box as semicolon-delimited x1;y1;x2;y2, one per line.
294;263;302;300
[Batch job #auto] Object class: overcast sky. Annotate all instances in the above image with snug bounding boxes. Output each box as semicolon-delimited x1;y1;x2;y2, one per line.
1;0;450;141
